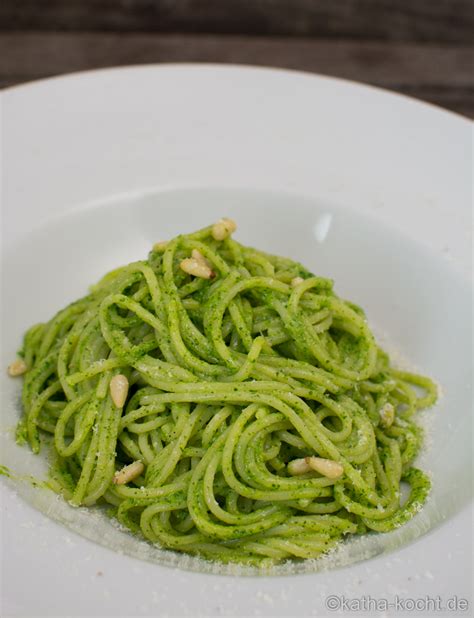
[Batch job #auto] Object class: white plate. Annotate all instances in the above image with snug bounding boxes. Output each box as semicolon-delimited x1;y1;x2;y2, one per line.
1;65;472;617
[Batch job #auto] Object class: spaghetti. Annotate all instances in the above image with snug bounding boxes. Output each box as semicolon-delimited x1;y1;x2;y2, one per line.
13;220;437;566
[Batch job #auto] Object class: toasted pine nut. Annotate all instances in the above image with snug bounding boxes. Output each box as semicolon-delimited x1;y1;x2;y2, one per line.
191;249;212;269
305;456;344;479
113;460;144;485
291;277;304;287
379;403;395;428
7;359;28;377
211;218;237;241
287;458;312;476
153;241;168;252
110;374;129;408
180;258;215;279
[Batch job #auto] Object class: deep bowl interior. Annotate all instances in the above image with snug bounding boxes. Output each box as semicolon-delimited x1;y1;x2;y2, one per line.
1;187;472;575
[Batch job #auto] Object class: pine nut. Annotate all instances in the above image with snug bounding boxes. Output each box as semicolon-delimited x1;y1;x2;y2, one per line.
180;258;215;279
305;456;344;479
291;277;304;287
287;458;312;475
110;374;129;408
152;241;168;252
113;460;144;485
379;403;395;428
191;249;212;269
7;359;28;377
211;218;237;241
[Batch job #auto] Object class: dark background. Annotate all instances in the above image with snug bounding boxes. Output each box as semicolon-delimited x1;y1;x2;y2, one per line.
1;0;473;117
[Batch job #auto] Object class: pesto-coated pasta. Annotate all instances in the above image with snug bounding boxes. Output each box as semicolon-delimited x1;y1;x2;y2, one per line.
14;221;437;567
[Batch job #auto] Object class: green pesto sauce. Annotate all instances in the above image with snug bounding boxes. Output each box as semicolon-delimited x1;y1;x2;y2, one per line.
11;221;437;566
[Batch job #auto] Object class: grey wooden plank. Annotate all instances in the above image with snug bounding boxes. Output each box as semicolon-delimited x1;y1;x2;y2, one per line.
1;33;471;86
1;0;473;43
1;33;472;116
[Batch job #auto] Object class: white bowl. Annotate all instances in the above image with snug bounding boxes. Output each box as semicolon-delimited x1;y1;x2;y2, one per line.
2;65;472;616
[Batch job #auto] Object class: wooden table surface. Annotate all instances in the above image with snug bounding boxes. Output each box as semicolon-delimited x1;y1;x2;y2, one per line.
1;1;473;118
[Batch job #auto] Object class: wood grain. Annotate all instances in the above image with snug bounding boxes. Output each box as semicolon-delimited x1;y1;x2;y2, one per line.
1;0;473;43
2;33;472;116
